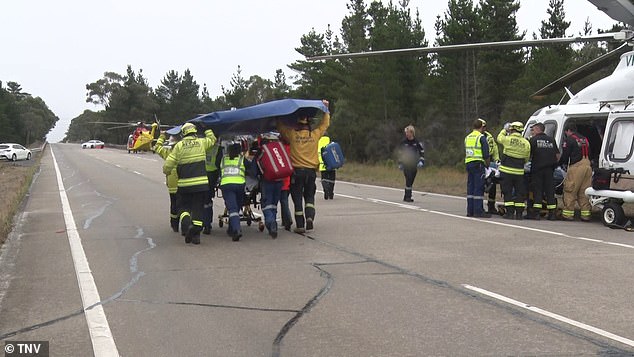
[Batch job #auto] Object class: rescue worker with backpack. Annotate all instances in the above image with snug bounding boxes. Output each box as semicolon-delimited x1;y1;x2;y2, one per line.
497;121;531;220
318;132;336;200
277;99;330;234
254;132;293;239
559;123;593;221
163;122;217;245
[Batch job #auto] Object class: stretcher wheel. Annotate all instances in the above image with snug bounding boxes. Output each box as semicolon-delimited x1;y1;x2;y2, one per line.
258;221;265;232
218;220;224;228
246;217;252;226
602;203;626;227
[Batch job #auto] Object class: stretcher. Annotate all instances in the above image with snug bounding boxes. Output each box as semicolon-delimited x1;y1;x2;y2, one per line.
217;176;265;233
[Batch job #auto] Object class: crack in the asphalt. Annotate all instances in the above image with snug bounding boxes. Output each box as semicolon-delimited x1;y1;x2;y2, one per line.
117;298;300;313
272;263;333;357
0;226;155;340
0;309;85;340
288;233;634;356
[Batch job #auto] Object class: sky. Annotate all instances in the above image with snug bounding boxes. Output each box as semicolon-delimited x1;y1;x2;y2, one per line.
0;0;620;143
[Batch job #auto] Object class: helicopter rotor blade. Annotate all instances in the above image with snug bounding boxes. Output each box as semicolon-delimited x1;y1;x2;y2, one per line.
107;124;137;130
306;32;628;61
88;121;133;125
530;41;632;98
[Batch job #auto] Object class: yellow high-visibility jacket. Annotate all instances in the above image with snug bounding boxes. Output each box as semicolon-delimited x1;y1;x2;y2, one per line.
163;129;217;192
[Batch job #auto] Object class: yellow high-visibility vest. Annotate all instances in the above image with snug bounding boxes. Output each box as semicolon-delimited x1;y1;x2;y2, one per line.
465;130;484;164
220;156;246;185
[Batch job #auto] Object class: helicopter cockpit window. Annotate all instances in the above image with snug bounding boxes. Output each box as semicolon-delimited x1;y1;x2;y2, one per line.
606;120;634;162
544;122;557;139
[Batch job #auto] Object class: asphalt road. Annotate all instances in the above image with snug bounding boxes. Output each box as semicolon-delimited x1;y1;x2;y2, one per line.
1;143;634;356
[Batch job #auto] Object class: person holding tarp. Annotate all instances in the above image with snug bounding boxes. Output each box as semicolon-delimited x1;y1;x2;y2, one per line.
277;99;330;233
153;125;182;233
163;122;217;245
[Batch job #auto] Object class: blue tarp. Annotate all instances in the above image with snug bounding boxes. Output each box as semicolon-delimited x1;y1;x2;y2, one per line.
189;99;328;137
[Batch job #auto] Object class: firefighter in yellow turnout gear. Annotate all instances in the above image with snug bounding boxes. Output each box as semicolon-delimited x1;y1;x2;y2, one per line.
154;127;182;233
497;122;531;220
163;122;217;244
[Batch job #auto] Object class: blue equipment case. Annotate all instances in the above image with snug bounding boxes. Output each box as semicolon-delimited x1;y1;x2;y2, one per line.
322;142;345;170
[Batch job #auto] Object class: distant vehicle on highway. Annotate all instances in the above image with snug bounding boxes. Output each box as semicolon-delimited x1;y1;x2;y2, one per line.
0;143;31;161
81;140;105;149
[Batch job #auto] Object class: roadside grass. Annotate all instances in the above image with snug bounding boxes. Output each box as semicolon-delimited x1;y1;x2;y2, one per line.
0;156;40;245
336;161;467;196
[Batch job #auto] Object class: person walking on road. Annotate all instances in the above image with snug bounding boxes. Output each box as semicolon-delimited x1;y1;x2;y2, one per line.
163;122;217;245
219;142;250;241
318;132;336;200
154;126;182;233
559;123;593;221
464;119;491;217
277;99;330;234
397;125;425;202
497;121;531;220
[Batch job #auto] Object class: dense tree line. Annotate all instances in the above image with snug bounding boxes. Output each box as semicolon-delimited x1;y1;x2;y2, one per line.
21;0;626;166
0;81;58;146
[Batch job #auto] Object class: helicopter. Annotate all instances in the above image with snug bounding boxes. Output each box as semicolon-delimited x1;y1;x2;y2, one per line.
306;1;634;228
93;119;171;153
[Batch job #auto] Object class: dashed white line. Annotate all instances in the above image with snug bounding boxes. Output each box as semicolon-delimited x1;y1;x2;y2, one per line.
463;284;634;348
336;182;634;250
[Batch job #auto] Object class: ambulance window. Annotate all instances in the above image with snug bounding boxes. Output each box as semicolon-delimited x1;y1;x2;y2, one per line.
606;120;634;161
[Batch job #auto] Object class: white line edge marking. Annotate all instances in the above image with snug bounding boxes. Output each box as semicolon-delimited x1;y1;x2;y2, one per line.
336;182;634;250
463;284;634;348
51;146;120;356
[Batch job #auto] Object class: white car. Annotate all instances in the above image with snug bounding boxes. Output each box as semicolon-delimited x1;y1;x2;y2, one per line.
82;140;105;149
0;143;31;161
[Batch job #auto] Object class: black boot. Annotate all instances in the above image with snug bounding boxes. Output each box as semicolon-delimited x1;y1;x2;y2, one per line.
403;188;413;202
503;206;515;219
547;209;557;221
487;202;497;214
526;208;540;220
515;208;524;220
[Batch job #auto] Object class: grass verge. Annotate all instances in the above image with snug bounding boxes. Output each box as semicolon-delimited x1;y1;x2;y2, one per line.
336;162;467;196
0;156;40;245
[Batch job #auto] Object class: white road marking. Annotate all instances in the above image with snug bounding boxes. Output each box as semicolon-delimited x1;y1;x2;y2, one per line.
51;147;119;356
336;182;634;250
339;180;464;200
463;284;634;348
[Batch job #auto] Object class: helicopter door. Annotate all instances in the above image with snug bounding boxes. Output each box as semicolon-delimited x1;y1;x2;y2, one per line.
602;115;634;173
